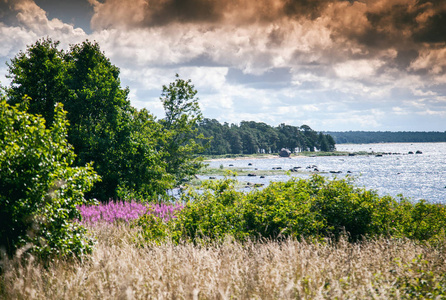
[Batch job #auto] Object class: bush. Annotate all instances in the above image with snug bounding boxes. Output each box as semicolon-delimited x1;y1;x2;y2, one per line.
0;100;99;260
135;175;446;245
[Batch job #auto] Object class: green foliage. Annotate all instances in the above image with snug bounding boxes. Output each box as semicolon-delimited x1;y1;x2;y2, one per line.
0;100;99;259
115;108;173;200
132;213;170;245
6;39;68;125
392;255;446;299
159;74;208;185
135;175;446;245
197;118;336;155
4;38;173;201
63;40;134;200
390;199;446;241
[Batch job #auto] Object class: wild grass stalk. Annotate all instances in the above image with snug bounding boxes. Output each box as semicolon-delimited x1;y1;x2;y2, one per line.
2;223;445;299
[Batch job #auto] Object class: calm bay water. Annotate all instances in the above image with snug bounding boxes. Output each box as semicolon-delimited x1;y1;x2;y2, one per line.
203;143;446;203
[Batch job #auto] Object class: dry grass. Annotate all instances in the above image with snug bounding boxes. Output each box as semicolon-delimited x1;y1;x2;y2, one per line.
1;224;446;299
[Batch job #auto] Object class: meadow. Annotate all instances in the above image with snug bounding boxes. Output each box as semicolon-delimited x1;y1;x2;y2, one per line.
2;222;446;299
2;176;446;299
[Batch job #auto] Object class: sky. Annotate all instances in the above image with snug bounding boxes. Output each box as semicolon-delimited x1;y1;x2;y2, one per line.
1;0;446;131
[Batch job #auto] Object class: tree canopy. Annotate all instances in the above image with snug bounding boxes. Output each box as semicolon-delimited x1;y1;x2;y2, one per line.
197;118;335;155
4;38;204;201
159;74;207;185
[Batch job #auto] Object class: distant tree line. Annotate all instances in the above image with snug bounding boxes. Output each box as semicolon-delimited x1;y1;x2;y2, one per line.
325;131;446;144
197;119;336;155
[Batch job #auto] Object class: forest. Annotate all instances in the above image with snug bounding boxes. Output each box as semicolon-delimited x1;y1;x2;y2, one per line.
326;131;446;144
197;119;336;155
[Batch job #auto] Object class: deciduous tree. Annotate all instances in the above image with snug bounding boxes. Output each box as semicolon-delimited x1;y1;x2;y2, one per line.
159;74;207;184
0;99;99;259
5;39;172;201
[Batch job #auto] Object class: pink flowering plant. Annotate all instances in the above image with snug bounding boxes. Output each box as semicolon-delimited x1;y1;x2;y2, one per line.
78;201;183;225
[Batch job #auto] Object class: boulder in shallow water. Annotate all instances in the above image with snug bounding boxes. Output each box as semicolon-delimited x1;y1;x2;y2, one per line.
279;148;291;157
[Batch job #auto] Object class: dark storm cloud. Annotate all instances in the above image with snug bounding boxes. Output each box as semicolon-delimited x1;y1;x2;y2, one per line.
0;0;20;25
361;1;445;46
226;67;292;89
90;0;446;48
283;0;333;20
413;10;446;43
33;0;94;32
90;0;352;28
321;1;446;72
143;0;336;26
394;49;419;69
145;0;222;26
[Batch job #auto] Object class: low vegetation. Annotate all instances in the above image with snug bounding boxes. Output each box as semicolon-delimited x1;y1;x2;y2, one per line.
2;173;446;298
1;224;446;299
136;175;446;245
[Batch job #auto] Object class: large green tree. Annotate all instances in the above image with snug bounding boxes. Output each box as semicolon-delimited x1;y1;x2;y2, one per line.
6;39;68;124
159;74;207;185
63;41;137;200
4;38;171;201
116;108;173;200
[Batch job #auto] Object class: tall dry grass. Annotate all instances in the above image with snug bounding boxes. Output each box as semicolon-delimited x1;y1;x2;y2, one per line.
1;223;445;299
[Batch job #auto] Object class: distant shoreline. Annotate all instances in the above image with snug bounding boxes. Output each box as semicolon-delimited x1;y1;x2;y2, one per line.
325;131;446;144
204;151;351;161
205;154;282;162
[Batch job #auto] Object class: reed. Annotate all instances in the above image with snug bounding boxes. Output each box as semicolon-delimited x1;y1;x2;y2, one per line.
2;223;445;299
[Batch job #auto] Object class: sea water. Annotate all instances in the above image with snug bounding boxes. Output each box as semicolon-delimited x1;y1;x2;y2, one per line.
203;143;446;203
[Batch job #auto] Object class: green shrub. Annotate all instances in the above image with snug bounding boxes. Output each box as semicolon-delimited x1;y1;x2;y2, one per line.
310;176;377;240
0;100;99;260
240;178;324;240
393;255;446;299
171;177;248;242
135;175;446;245
132;214;171;245
394;199;446;242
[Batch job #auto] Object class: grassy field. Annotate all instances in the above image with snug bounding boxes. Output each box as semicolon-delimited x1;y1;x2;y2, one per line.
1;223;445;299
